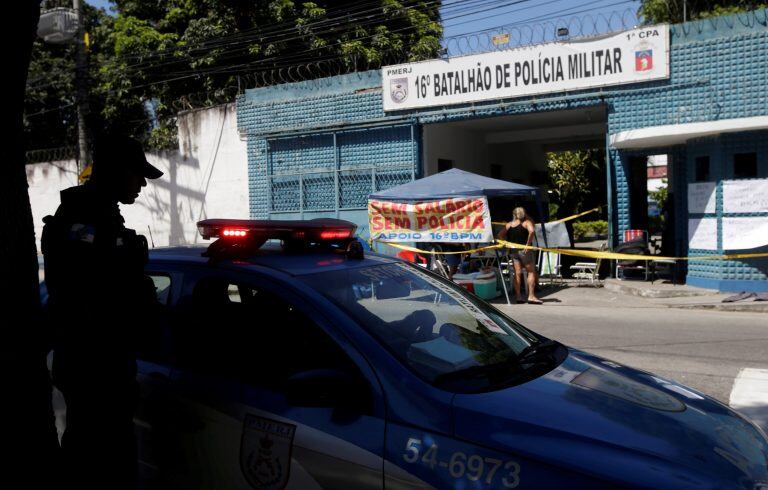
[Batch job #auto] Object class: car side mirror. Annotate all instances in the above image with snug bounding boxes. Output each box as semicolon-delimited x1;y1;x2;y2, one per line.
284;368;369;409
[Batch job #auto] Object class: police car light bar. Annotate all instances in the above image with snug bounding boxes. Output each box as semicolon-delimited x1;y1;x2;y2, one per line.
197;218;357;243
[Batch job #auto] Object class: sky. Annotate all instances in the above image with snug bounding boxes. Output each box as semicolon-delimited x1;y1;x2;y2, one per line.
84;0;642;45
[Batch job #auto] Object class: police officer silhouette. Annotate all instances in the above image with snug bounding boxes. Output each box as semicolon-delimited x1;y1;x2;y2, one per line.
42;134;162;488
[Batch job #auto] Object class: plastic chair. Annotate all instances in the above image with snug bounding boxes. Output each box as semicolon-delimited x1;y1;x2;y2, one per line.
570;243;605;286
538;251;563;286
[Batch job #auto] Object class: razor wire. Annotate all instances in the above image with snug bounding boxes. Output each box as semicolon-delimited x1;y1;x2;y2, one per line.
25;146;77;164
133;7;768;113
442;7;640;56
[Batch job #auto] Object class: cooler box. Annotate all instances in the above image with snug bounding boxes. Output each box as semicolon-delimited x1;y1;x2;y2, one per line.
453;273;475;293
454;271;500;299
473;271;500;300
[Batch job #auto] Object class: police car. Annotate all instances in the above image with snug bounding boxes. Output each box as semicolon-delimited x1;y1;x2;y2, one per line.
131;218;768;489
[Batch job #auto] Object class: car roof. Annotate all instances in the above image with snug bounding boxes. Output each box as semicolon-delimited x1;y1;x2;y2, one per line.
148;241;401;276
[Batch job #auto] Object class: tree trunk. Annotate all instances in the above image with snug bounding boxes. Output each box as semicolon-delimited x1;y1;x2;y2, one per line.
0;1;59;483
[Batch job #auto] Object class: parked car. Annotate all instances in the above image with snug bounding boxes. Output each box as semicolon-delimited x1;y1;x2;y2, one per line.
55;219;768;489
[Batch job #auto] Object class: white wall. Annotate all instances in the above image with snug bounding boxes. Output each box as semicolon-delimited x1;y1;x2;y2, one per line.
27;103;248;250
422;123;551;185
488;142;548;183
27;160;80;250
422;124;489;175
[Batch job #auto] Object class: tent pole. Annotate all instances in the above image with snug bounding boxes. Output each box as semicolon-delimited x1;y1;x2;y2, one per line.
535;190;550;249
534;190;550;289
494;247;511;305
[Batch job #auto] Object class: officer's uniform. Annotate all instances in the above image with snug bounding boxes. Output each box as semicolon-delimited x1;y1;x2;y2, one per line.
42;138;162;489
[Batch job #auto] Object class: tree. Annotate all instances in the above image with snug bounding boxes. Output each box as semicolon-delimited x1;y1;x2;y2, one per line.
25;0;443;151
25;1;115;152
0;0;59;483
639;0;767;24
546;149;603;217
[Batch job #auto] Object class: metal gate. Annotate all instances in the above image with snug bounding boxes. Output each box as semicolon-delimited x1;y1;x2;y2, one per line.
265;124;418;235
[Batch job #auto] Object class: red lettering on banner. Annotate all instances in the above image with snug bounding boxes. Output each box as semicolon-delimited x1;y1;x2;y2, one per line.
472;216;485;229
371;216;382;231
445;201;456;214
417;216;428;229
429;216;439;228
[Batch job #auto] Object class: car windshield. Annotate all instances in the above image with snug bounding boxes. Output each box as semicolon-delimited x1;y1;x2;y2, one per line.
301;262;552;390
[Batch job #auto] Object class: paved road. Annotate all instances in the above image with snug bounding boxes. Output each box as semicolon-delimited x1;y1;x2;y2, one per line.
494;287;768;428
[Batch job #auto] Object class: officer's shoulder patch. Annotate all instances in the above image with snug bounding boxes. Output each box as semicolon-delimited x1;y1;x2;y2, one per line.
240;414;296;490
68;223;96;244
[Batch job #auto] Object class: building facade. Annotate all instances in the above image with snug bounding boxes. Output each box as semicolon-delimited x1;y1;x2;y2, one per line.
237;10;768;292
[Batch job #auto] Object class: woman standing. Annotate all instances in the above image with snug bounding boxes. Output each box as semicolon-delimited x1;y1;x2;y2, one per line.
497;207;542;304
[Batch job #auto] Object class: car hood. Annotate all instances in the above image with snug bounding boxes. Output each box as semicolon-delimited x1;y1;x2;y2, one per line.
452;348;768;489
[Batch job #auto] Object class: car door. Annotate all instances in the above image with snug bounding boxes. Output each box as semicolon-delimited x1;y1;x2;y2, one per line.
166;269;386;489
134;270;184;488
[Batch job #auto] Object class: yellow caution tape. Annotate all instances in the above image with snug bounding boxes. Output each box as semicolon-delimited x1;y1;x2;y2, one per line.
550;206;602;224
492;206;601;226
381;242;504;255
496;240;768;261
378;239;768;262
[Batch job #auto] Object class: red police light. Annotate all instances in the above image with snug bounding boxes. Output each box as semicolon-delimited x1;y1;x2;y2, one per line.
319;229;352;240
222;228;248;238
197;218;357;243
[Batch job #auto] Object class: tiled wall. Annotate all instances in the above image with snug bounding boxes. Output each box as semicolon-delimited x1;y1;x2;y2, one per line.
237;9;768;286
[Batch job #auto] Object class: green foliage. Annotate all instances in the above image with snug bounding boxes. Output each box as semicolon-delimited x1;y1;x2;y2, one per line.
27;0;442;151
648;178;668;211
648;179;669;234
639;0;767;24
147;124;179;151
546;150;601;216
548;202;560;220
573;220;608;240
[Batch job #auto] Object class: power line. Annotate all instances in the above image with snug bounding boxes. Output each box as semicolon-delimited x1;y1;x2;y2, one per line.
114;0;531;81
26;1;639;119
446;0;636;36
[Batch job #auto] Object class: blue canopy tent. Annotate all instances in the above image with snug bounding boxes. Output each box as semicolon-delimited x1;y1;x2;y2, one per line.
370;168;542;202
370;168;549;305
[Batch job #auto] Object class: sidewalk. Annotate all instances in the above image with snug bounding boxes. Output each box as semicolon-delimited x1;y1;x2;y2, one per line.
603;279;768;313
492;279;768;313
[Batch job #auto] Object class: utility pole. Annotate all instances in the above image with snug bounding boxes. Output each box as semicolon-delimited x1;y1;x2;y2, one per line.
73;0;90;171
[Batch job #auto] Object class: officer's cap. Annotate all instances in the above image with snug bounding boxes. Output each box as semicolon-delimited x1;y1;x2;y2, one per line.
92;134;163;180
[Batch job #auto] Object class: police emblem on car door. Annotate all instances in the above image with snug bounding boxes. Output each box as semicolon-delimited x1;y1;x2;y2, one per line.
241;415;296;489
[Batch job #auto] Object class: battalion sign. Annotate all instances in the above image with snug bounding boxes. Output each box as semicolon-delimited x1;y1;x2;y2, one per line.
368;197;493;243
382;25;669;111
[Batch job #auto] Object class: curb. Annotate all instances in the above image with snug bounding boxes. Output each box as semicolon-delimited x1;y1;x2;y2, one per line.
603;279;716;299
665;303;768;313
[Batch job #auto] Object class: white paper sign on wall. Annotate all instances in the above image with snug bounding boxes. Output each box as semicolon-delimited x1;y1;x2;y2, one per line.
722;217;768;250
688;218;717;250
687;182;717;214
722;179;768;213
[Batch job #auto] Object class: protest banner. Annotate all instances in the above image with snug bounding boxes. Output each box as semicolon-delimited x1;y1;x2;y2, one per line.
368;197;493;243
